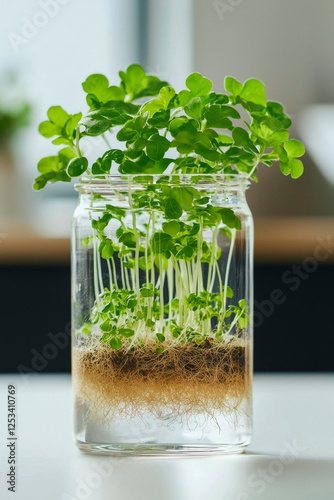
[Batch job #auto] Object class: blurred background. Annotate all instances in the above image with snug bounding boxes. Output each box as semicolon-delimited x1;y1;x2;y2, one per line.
1;0;333;373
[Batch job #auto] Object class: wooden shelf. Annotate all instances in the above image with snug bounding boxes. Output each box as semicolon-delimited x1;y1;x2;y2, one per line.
0;221;70;264
1;217;334;264
254;216;334;263
0;233;70;264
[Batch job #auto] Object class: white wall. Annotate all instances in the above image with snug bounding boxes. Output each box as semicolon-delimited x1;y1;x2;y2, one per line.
194;0;334;114
145;0;194;88
0;0;196;229
194;0;334;215
0;0;137;228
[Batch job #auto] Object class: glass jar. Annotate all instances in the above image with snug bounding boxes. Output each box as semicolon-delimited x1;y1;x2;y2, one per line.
72;174;253;455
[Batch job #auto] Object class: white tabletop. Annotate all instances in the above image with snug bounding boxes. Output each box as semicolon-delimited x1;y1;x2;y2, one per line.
0;374;333;500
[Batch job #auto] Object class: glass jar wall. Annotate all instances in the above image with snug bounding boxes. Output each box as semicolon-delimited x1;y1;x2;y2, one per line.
72;174;253;455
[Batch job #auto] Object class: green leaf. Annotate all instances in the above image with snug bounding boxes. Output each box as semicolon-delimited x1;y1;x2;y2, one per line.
156;333;165;343
82;116;112;136
151;232;174;254
178;246;194;259
284;139;305;158
33;171;70;190
66;157;88;177
194;143;220;161
104;149;124;164
59;147;79;160
184;97;203;119
289;158;304;179
222;285;234;298
204;105;233;128
266;130;290;147
47;106;69;126
238;315;249;329
118;328;135;338
91;161;105;175
232;127;258;153
37;155;62;174
119;64;168;100
110;337;122;349
217;134;233;145
82;74;125;105
82;236;93;247
81;323;92;335
106;204;126;219
118;230;136;248
145;158;173;174
280;162;291;176
142;86;175;115
100;320;112;332
146;133;170;160
35;148;76;188
224;76;243;97
165;197;183;219
203;128;218;141
162;221;181;236
39;106;77;140
171;187;194;211
159;86;175;108
116;115;147;142
92;212;112;232
100;238;114;259
39;121;61;138
175;90;192;106
276;145;289;163
101;101;139;115
93;154;113;174
267;101;292;128
169;117;197;138
119;64;146;96
264;117;284;132
207;92;229;105
148;110;170;128
220;208;241;229
118;160;142;174
140;287;154;298
240;79;267;106
186;72;212;97
52;137;73;146
65;113;82;137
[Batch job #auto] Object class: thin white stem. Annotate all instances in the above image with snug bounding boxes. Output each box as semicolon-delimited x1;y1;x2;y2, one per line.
106;258;113;291
159;256;165;329
92;234;103;308
110;256;118;290
223;228;236;312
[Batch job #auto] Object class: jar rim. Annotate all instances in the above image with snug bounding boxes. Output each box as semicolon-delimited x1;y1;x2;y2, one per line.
75;173;251;192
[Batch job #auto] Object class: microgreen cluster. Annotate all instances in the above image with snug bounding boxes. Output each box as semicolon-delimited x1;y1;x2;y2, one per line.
34;64;305;187
35;65;305;350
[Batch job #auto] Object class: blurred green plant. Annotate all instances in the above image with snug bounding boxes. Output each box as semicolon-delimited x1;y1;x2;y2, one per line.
0;104;30;145
0;68;30;146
